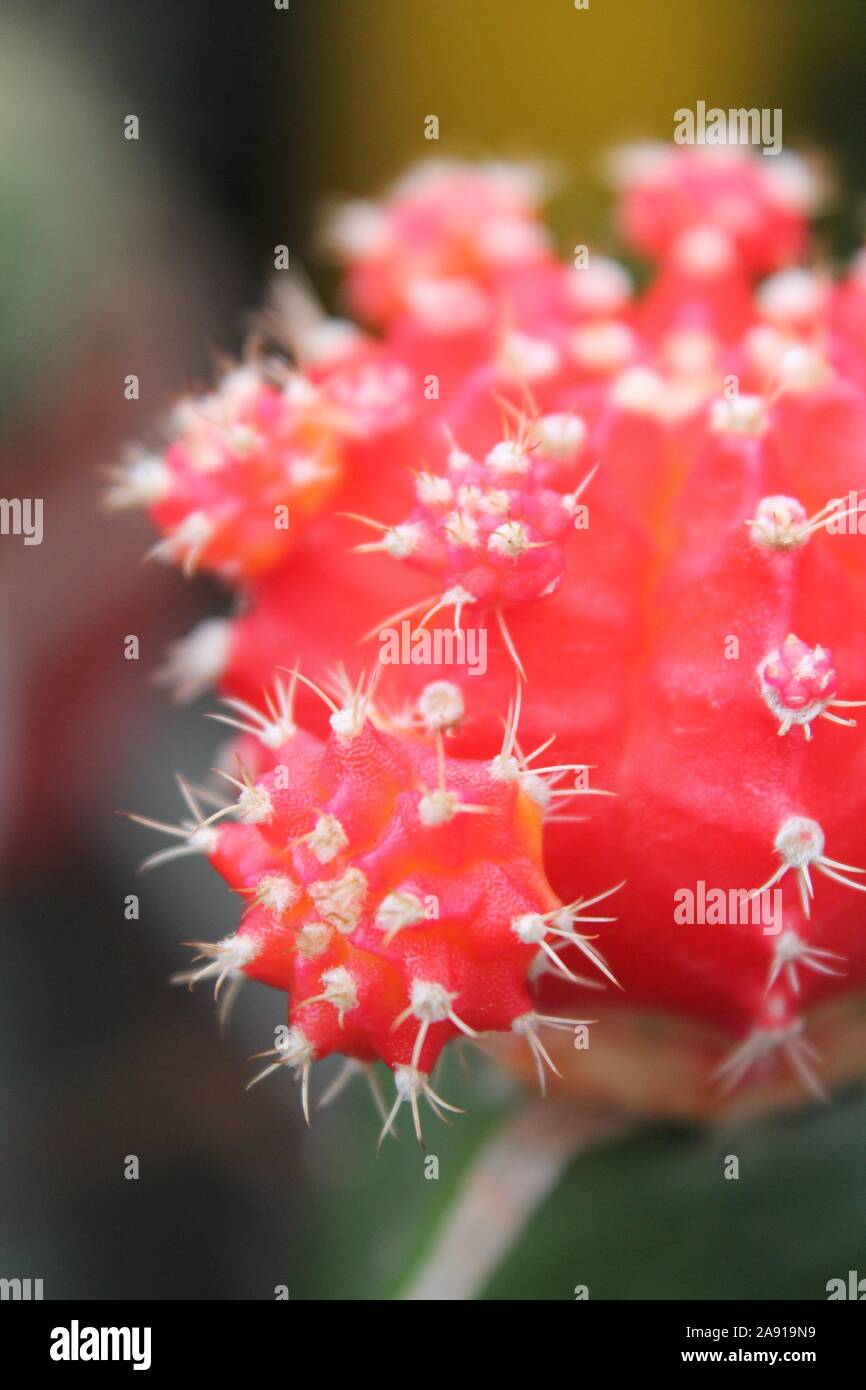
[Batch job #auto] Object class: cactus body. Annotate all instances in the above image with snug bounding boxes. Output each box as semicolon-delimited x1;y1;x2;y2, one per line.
120;148;866;1130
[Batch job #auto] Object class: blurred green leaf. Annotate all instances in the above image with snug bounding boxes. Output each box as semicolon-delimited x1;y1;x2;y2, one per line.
303;1071;866;1300
485;1084;866;1300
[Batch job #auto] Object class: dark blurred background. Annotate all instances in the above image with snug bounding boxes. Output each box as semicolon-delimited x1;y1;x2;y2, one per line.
2;0;866;1300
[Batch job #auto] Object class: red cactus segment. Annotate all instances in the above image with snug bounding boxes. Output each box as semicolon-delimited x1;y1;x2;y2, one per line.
144;699;611;1132
350;426;591;619
537;406;866;1053
608;144;825;348
609;143;820;275
112;364;346;580
327;159;555;329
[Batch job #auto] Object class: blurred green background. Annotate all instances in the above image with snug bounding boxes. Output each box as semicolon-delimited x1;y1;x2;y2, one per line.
2;0;865;1300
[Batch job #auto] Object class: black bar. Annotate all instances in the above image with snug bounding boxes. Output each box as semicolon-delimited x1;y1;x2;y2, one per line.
2;1298;862;1372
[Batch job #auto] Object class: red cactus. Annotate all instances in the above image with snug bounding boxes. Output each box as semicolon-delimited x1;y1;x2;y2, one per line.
108;362;347;580
326;159;555;330
119;145;866;1137
141;675;610;1140
608;141;821;274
